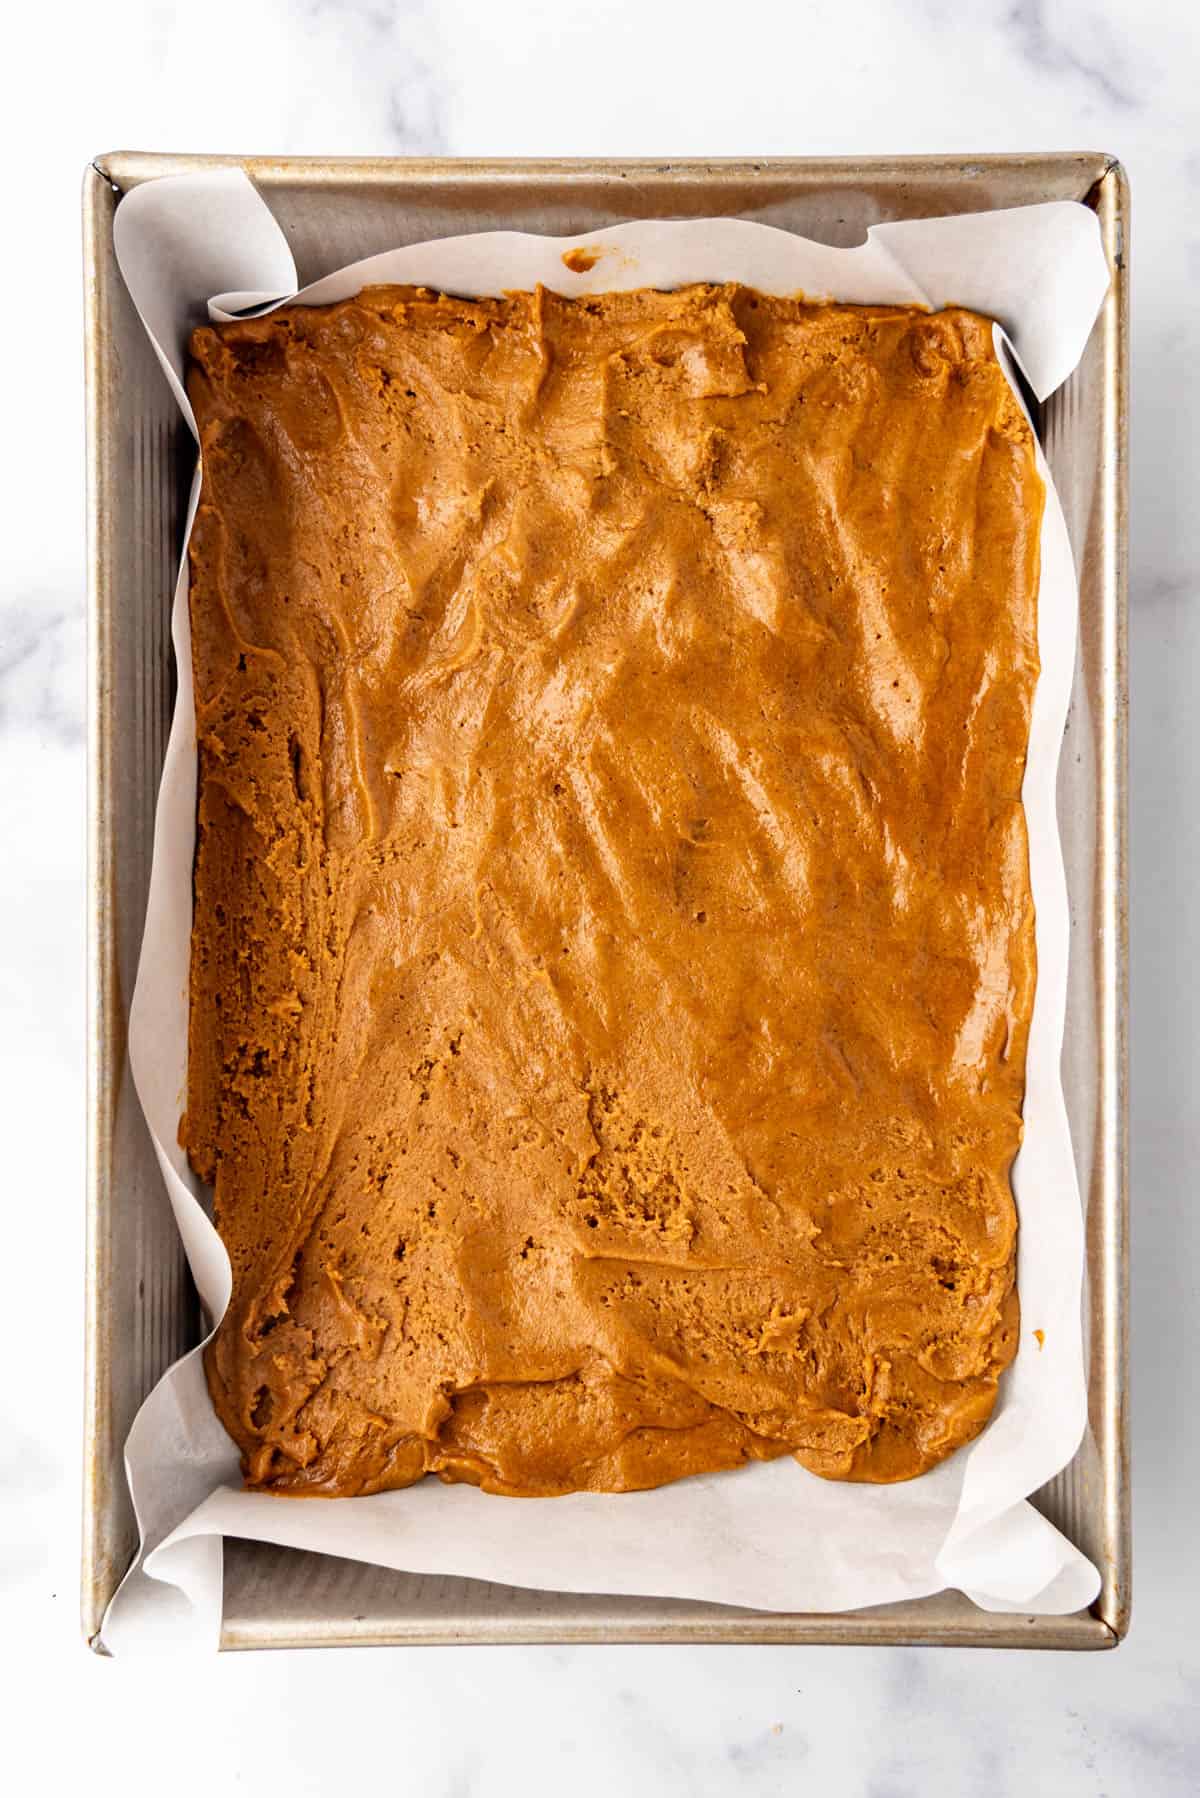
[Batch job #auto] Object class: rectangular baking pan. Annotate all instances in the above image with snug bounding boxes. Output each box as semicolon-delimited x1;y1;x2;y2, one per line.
84;153;1129;1651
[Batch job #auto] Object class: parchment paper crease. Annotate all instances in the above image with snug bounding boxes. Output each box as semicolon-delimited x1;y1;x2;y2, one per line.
102;171;1110;1652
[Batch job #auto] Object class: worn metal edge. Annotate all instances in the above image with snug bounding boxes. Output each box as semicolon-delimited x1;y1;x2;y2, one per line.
217;1611;1117;1652
1094;157;1132;1643
82;159;118;1653
93;150;1120;195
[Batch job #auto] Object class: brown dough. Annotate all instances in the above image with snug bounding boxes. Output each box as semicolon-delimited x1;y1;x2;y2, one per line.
183;283;1040;1497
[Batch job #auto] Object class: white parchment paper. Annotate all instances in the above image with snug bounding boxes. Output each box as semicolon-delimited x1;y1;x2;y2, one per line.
102;171;1110;1652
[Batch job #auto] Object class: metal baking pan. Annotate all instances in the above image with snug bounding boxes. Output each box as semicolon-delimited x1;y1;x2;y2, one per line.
84;153;1129;1651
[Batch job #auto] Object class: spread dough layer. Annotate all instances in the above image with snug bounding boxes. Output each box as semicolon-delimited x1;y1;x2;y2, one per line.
184;283;1041;1497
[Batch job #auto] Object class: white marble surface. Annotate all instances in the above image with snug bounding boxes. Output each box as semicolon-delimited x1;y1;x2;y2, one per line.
3;0;1198;1790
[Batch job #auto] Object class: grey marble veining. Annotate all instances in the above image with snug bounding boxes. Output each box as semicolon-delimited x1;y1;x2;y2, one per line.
1006;0;1142;109
0;599;84;748
300;0;452;151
